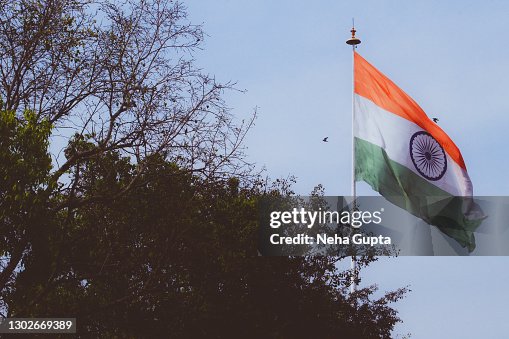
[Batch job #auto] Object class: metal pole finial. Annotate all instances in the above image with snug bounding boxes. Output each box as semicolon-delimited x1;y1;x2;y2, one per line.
346;21;361;47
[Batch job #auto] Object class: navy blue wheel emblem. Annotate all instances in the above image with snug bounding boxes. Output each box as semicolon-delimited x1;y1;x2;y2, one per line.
409;131;447;181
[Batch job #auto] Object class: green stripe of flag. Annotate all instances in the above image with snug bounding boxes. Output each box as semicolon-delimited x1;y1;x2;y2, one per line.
355;137;483;252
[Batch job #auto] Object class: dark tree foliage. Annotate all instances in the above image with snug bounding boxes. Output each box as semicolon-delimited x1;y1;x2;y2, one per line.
2;138;407;337
0;1;408;338
0;109;52;296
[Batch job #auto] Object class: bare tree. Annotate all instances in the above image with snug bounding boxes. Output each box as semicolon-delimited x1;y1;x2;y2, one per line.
0;0;255;204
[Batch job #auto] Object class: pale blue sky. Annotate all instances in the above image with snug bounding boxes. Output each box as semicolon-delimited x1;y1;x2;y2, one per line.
187;1;509;337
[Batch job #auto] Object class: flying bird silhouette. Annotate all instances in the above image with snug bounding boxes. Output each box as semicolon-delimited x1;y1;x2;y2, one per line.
432;118;439;123
322;137;329;142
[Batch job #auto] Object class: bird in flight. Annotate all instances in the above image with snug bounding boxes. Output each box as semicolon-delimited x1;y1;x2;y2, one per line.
322;137;329;142
432;118;439;123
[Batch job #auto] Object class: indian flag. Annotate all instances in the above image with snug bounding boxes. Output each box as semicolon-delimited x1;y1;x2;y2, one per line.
353;51;484;252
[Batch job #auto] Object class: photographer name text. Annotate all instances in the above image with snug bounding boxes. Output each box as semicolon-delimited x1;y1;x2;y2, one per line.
269;233;391;246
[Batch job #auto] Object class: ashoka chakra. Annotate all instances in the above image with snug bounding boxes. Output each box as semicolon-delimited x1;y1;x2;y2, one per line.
409;131;447;181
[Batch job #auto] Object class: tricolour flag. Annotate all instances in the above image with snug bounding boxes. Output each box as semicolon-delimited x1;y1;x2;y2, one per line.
353;51;485;251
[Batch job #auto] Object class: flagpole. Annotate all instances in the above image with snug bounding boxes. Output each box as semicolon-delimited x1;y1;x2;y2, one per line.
346;21;361;294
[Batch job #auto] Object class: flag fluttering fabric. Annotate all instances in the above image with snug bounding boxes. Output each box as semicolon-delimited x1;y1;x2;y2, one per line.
353;51;485;251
